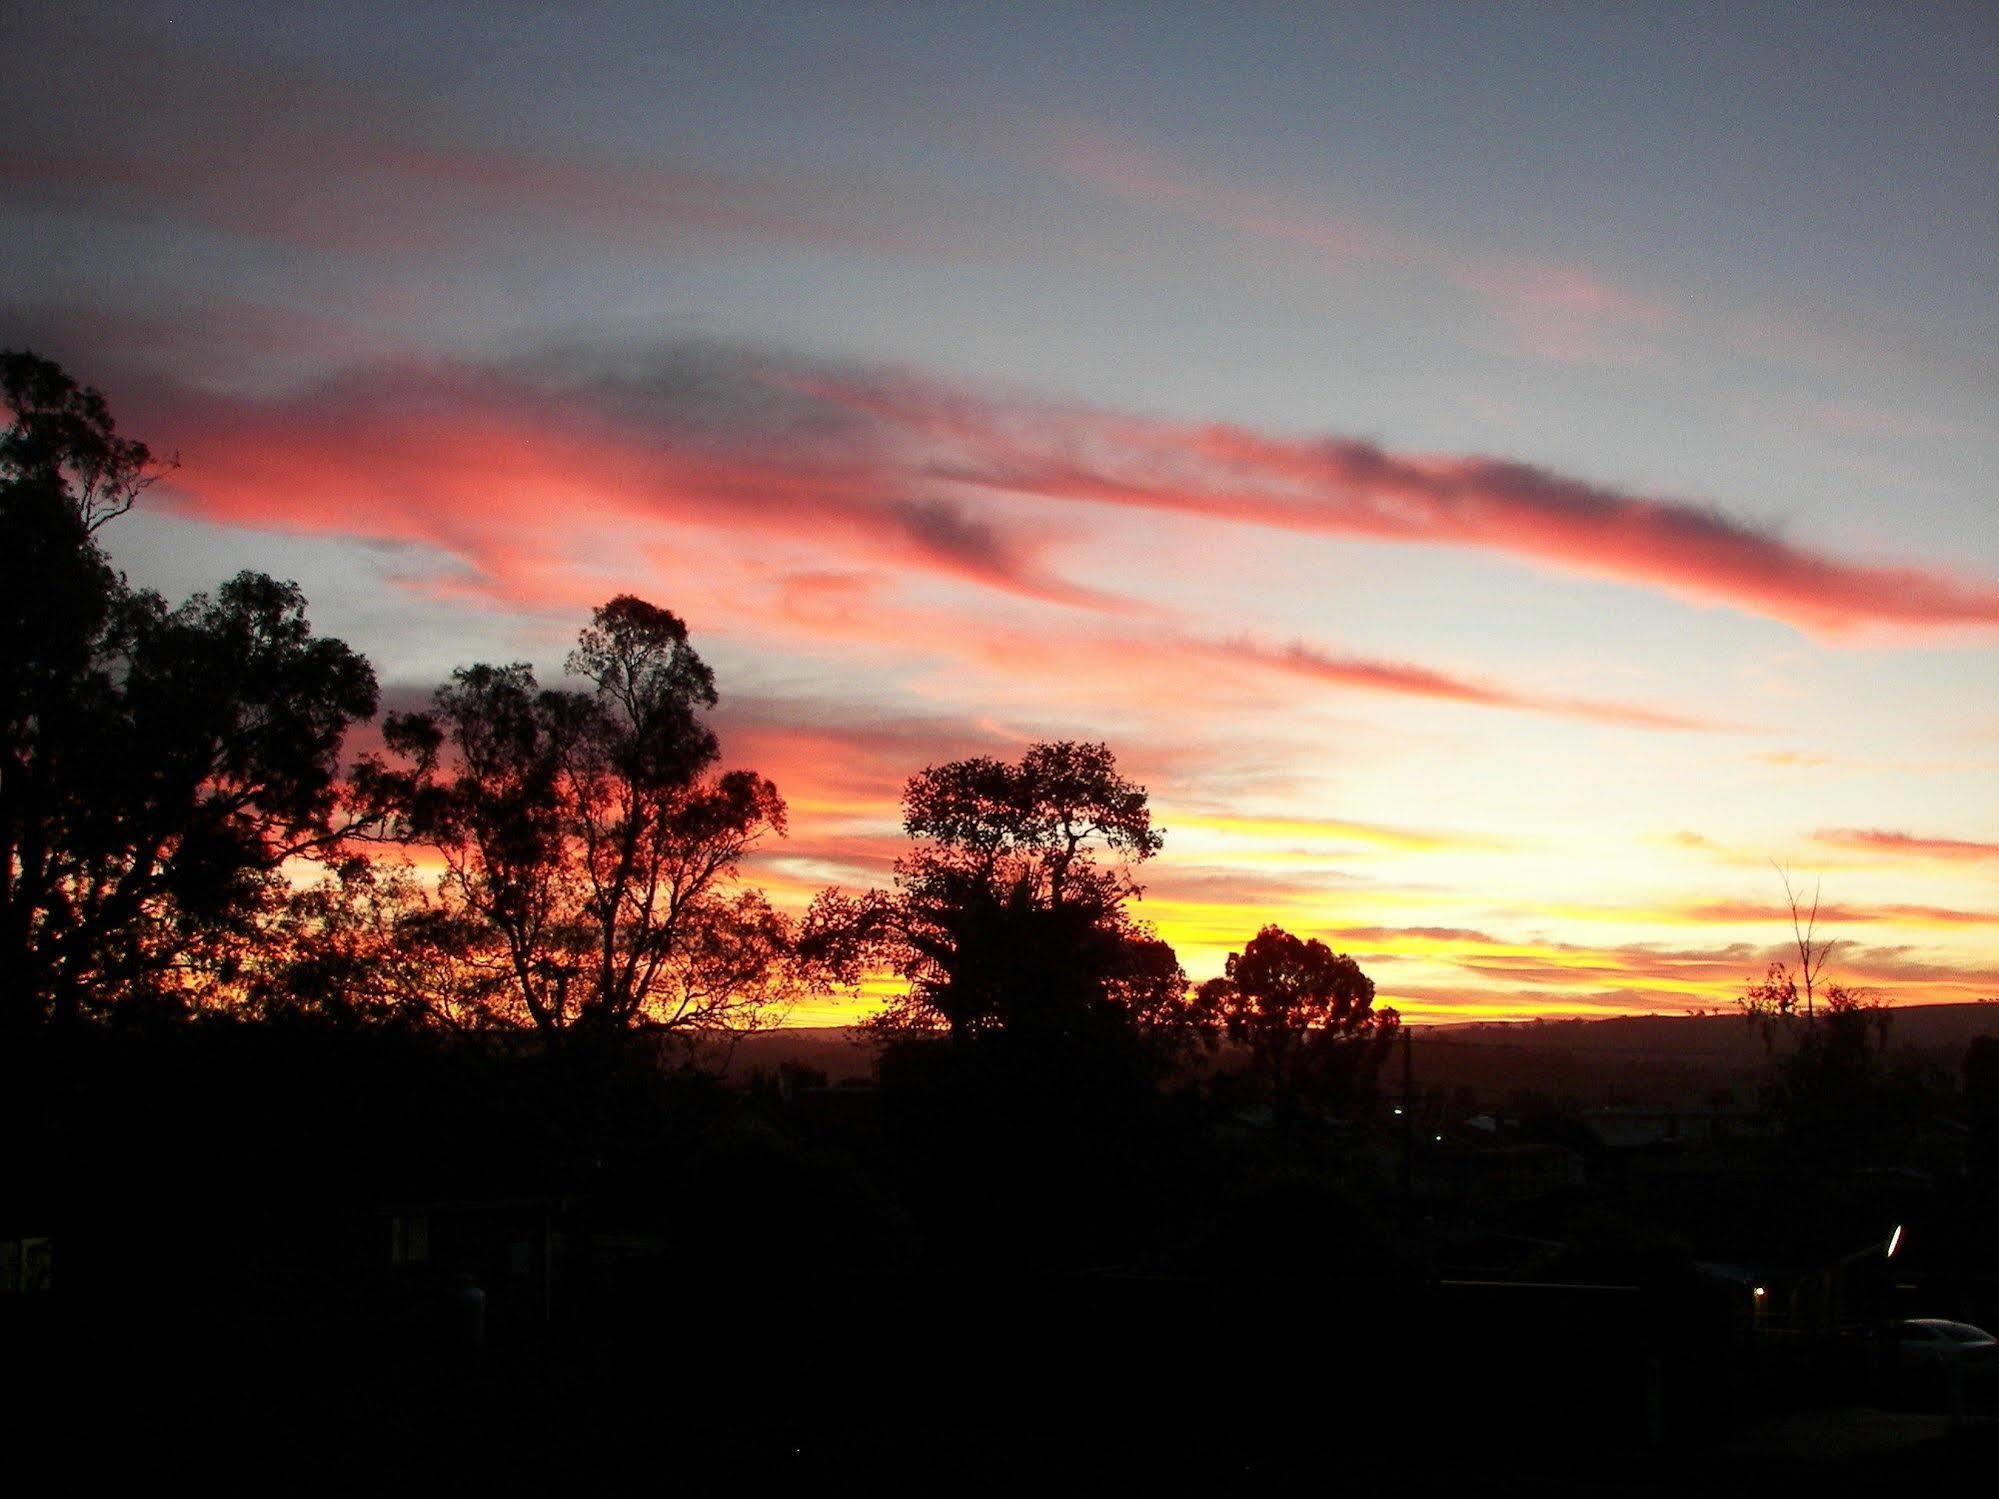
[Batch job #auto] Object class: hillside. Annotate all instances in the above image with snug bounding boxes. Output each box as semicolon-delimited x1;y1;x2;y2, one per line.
727;1003;1999;1103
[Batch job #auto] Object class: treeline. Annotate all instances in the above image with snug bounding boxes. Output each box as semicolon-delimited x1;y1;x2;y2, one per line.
13;354;1999;1481
3;349;1431;1306
2;349;1401;1118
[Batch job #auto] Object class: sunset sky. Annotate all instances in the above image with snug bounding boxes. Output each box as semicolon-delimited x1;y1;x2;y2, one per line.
6;2;1996;1023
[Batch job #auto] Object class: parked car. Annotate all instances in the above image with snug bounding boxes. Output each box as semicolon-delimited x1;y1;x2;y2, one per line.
1894;1319;1997;1370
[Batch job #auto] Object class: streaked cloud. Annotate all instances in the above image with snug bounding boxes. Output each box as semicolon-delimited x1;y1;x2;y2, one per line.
1217;638;1721;730
798;360;1999;638
1160;811;1510;855
1813;828;1999;863
1046;127;1672;364
8;6;1994;1026
1;31;935;261
1679;900;1999;928
118;336;1999;648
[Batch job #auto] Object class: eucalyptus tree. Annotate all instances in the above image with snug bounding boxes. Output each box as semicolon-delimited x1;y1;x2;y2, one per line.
1195;925;1400;1119
2;352;378;1030
361;597;794;1049
852;740;1197;1060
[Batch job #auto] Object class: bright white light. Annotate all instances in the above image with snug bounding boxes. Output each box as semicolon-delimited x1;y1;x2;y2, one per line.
1886;1225;1904;1258
1753;1286;1765;1298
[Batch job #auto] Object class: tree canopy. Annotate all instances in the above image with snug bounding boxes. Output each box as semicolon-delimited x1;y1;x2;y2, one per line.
1;348;159;533
2;351;378;1031
1735;874;1904;1158
1196;925;1398;1118
851;740;1197;1059
358;596;797;1047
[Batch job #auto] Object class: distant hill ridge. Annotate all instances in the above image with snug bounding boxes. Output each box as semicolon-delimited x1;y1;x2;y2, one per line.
1416;1001;1999;1058
726;1002;1999;1093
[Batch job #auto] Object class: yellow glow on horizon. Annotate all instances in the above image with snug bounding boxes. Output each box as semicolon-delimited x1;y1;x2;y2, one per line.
1159;809;1505;853
346;772;1998;1033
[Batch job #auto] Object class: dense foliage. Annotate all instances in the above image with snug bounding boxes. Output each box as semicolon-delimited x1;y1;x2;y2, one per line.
356;597;798;1047
2;352;379;1031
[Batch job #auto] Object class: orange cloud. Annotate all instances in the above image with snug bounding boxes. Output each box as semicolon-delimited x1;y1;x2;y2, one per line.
1440;934;1996;1008
137;349;1107;611
1679;900;1999;928
790;358;1999;638
1812;828;1999;862
115;339;1993;692
1161;811;1509;854
115;350;1717;735
1210;638;1720;730
1267;918;1999;1016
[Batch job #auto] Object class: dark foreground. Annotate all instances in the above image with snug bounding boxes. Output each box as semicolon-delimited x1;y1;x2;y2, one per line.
16;1281;1994;1498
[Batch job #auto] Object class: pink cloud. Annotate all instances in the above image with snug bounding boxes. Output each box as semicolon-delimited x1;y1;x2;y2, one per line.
5;136;933;259
1813;828;1999;862
1;37;938;262
1201;638;1719;730
1769;401;1971;443
1049;130;1407;266
111;337;1999;650
1449;937;1998;1003
1681;900;1999;927
713;570;1716;732
1045;127;1671;364
802;365;1999;637
133;351;1111;613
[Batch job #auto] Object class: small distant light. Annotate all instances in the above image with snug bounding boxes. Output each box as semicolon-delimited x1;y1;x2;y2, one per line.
1434;1133;1443;1142
1392;1107;1404;1116
1753;1286;1766;1299
1886;1225;1904;1259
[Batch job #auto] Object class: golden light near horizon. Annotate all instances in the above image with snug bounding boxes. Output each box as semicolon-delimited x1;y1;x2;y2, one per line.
15;20;1999;1494
9;3;1995;1030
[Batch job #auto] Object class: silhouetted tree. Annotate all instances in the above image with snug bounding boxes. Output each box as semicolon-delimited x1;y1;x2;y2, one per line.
1736;870;1863;1034
1736;871;1899;1156
242;857;495;1029
0;348;162;533
854;740;1201;1059
1195;925;1399;1121
359;597;799;1051
816;742;1203;1265
1;352;379;1031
